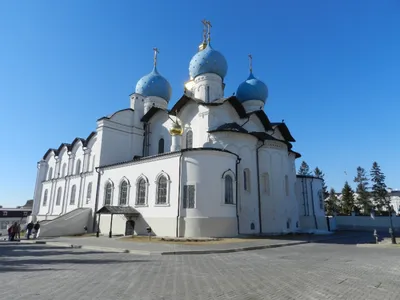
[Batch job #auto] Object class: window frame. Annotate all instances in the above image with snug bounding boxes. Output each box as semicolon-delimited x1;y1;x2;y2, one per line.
119;179;130;206
284;175;289;197
155;172;170;206
261;172;270;196
56;187;62;206
86;182;92;204
243;168;251;192
43;189;48;206
158;137;165;154
70;185;76;205
75;159;81;175
135;175;149;207
318;190;324;210
104;181;114;206
182;183;196;209
185;129;193;149
221;170;236;205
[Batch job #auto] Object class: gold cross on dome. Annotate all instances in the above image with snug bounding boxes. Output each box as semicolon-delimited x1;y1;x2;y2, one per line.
205;20;212;43
153;47;159;67
248;54;253;73
201;19;208;42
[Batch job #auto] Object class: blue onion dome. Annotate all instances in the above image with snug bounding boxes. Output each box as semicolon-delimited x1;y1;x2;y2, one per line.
189;44;228;79
236;72;268;103
135;67;172;102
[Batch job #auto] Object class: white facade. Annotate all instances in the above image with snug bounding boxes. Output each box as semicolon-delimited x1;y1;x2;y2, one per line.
32;27;323;237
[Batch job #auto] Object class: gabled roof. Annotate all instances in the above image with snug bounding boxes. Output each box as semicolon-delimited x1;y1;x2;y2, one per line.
289;150;301;159
96;205;140;216
42;131;97;160
141;106;167;123
169;95;247;118
208;122;248;134
97;108;134;121
271;122;296;142
248;110;273;131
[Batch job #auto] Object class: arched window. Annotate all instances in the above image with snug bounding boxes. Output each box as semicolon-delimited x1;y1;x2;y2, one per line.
61;163;67;177
262;173;270;195
104;182;112;205
156;175;168;204
285;175;289;197
224;175;234;204
43;189;48;206
243;168;251;191
136;177;147;205
70;185;76;205
56;187;62;206
318;190;324;210
186;130;193;149
48;167;53;180
119;181;128;205
158;138;164;154
75;159;81;175
86;182;92;204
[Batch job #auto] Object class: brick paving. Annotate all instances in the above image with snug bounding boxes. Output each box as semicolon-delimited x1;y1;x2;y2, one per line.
28;231;365;254
1;239;400;300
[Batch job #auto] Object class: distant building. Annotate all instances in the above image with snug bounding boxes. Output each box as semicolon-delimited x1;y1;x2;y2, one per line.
0;206;32;236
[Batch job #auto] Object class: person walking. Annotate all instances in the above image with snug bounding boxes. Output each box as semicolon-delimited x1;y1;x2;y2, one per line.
33;221;40;239
15;223;21;240
26;221;34;240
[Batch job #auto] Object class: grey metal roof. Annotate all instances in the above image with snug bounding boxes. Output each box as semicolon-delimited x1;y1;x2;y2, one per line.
96;206;140;216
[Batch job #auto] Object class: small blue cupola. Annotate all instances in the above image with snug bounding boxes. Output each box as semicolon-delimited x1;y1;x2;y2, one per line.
135;48;172;102
189;44;228;80
236;55;268;103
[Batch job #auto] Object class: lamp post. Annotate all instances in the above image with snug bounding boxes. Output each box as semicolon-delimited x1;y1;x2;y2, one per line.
387;188;397;244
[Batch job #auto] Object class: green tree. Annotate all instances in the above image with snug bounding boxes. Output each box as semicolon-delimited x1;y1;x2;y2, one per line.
314;167;329;199
341;181;355;215
325;188;339;215
353;166;372;214
298;161;311;176
370;162;389;213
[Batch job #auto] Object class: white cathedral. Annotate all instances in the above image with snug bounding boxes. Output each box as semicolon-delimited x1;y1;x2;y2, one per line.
32;23;328;238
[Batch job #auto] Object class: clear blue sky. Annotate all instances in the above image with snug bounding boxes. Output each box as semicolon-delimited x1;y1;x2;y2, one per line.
0;0;399;207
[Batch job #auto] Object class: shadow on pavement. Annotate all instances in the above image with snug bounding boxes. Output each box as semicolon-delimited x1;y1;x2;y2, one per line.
240;231;385;245
0;243;151;273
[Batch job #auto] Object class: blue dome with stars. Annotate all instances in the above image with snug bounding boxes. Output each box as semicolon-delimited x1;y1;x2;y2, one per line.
236;72;268;103
135;67;172;102
189;44;228;79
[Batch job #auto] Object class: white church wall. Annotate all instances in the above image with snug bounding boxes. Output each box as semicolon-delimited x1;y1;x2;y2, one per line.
147;112;172;156
179;149;238;237
97;154;181;237
296;176;328;232
258;143;299;234
206;131;260;235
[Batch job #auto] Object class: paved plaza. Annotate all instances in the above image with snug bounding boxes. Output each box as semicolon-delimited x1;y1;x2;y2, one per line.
1;236;400;300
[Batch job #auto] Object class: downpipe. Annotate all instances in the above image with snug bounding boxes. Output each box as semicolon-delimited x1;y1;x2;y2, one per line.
256;141;265;234
93;167;103;234
175;152;183;237
310;177;318;230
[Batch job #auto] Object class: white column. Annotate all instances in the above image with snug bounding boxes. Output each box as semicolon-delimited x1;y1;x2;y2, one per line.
32;160;47;217
171;135;182;152
83;149;91;173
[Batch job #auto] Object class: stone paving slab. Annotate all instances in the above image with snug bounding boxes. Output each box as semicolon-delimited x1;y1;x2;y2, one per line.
20;231;368;255
1;241;400;299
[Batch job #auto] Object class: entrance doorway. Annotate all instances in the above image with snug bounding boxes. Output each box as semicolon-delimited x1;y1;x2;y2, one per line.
125;220;135;236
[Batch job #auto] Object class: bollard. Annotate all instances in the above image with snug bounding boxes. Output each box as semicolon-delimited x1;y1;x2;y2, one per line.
373;229;378;244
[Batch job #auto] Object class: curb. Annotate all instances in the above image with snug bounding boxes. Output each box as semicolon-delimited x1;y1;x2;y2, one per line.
20;234;360;256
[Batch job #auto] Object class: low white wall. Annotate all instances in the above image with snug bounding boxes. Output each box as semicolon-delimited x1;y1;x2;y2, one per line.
299;216;329;232
336;215;400;231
